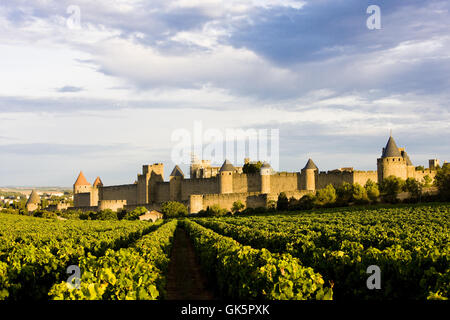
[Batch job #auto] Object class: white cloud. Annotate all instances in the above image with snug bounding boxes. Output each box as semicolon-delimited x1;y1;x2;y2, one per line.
169;0;305;16
0;0;449;185
90;37;298;95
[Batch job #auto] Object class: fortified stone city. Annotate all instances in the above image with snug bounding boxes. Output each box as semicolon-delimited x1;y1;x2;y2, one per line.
66;135;440;214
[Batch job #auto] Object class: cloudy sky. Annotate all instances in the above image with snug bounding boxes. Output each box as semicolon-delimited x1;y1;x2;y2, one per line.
0;0;449;187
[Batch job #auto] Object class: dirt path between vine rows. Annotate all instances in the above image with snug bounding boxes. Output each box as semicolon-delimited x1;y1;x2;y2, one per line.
166;227;216;300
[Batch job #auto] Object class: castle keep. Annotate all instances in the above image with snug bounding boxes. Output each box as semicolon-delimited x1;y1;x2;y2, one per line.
72;135;439;214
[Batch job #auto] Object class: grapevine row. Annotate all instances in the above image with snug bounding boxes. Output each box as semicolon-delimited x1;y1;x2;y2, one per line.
49;219;178;300
0;213;163;300
180;219;333;300
193;205;449;299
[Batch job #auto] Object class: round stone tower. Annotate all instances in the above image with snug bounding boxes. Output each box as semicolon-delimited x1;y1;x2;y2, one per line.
26;190;40;212
377;135;408;182
260;161;272;194
301;159;318;191
91;176;103;206
219;160;235;194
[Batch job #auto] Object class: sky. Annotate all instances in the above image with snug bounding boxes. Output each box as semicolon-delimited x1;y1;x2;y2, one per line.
0;0;449;187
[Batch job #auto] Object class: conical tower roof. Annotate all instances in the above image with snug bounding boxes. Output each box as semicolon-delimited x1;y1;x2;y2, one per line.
26;190;40;205
170;165;184;177
402;151;413;166
93;176;103;187
303;158;318;170
74;171;91;186
219;159;235;172
382;136;401;158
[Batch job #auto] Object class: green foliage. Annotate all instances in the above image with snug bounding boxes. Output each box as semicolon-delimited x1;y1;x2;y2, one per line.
267;200;277;211
242;161;263;174
403;178;423;202
0;191;25;199
379;176;405;203
423;175;433;188
287;197;297;209
297;193;316;210
0;213;158;300
435;164;450;201
314;184;337;207
193;203;450;300
1;208;20;215
124;206;148;220
198;205;228;217
351;183;369;204
336;183;370;205
231;201;245;213
277;192;289;211
207;204;228;216
59;209;83;220
365;179;380;202
8;199;27;211
240;207;255;215
41;199;49;209
181;219;333;300
161;201;188;218
97;209;118;220
415;165;425;171
31;209;57;219
49;220;177;300
336;182;353;205
79;211;95;220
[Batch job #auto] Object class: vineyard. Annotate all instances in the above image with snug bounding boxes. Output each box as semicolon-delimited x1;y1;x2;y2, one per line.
0;203;449;300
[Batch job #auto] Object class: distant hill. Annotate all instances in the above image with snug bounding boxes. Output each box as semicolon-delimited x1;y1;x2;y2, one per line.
0;187;72;196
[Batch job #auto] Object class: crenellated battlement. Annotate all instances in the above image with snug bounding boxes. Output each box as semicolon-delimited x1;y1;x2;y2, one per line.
70;135;443;213
273;172;298;177
318;170;354;176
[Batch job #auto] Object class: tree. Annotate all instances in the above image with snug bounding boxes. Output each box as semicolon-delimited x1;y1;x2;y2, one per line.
124;206;147;220
314;184;337;207
41;198;49;209
41;211;57;219
267;200;277;211
287;196;298;210
403;178;423;202
352;183;369;204
117;209;127;220
97;209;118;220
415;165;425;171
379;176;405;203
242;161;263;174
365;179;380;203
336;182;353;205
161;201;188;218
434;164;450;201
208;204;227;216
60;209;83;220
298;193;316;210
423;175;433;188
231;200;245;213
79;211;93;220
276;192;289;211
